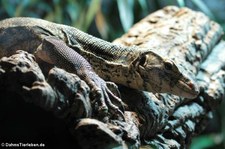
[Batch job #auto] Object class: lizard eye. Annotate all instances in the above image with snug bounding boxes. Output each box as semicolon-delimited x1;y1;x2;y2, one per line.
139;55;147;66
164;60;173;70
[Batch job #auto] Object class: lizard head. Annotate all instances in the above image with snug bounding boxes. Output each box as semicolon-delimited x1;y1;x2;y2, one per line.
131;51;199;99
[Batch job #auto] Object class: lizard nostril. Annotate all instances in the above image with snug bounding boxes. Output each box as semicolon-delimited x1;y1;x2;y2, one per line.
187;81;200;94
187;82;194;90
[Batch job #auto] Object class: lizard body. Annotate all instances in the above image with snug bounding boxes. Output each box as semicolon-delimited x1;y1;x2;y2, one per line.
0;17;199;99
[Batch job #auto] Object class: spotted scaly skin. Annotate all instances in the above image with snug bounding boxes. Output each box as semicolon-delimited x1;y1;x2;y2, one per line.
35;37;124;121
0;17;199;99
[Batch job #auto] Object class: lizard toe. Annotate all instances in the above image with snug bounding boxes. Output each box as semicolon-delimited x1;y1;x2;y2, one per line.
91;83;125;122
92;88;108;110
106;87;125;112
103;87;125;121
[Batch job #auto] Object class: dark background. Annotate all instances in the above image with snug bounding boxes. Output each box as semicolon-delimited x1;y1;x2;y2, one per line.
0;0;224;148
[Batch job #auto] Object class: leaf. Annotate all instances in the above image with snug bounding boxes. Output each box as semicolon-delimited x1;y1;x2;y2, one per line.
138;0;148;15
44;11;55;22
1;0;16;17
191;0;215;19
190;134;223;149
176;0;185;7
95;9;109;39
15;0;30;17
84;0;101;31
117;0;134;32
66;2;79;23
55;4;63;23
74;8;87;30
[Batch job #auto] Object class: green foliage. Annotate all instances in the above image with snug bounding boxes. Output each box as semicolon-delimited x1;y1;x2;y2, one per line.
191;134;224;149
0;0;151;41
190;0;215;19
0;0;224;41
117;0;134;32
176;0;185;7
0;0;101;31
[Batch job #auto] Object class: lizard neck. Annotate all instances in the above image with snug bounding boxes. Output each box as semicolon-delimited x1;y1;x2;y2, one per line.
63;26;137;64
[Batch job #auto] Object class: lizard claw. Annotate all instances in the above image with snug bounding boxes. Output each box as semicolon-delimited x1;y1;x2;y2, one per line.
90;80;125;122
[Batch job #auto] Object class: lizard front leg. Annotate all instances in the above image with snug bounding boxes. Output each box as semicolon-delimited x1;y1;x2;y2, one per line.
35;36;124;122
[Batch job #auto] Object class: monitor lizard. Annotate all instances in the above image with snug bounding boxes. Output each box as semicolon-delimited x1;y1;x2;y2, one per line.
0;17;199;119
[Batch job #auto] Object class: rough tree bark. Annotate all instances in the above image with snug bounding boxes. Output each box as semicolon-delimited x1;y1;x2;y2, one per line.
113;6;224;148
0;6;224;149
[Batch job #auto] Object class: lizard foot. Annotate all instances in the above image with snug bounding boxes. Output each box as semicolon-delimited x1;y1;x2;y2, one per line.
88;77;125;122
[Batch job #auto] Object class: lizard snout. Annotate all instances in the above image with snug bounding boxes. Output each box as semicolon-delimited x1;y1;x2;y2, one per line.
187;81;200;95
179;78;200;99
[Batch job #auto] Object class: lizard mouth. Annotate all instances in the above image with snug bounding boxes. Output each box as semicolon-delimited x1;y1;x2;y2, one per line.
177;79;199;98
